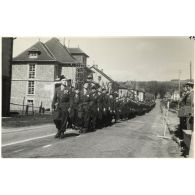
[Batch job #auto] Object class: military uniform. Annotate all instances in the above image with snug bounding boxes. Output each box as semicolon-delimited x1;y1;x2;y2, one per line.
52;85;72;138
185;90;194;130
70;90;82;128
108;94;115;125
115;98;121;122
89;88;98;130
102;91;109;127
80;91;91;133
96;91;104;128
67;83;75;128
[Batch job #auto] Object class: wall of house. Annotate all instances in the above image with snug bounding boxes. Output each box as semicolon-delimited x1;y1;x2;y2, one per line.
10;64;55;112
91;68;111;89
72;55;87;65
118;89;128;97
138;92;144;101
36;65;55;81
61;66;77;87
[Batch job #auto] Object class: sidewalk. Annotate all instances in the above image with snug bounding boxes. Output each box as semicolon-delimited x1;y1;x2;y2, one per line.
166;110;179;134
1;114;53;129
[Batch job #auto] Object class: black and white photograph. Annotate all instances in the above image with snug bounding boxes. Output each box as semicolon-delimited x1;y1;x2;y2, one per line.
1;1;195;195
1;36;194;158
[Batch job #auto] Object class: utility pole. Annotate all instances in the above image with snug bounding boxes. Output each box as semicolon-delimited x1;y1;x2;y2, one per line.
190;61;192;81
178;70;182;109
63;37;66;46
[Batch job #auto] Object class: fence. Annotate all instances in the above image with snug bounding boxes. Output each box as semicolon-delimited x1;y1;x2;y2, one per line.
10;102;50;116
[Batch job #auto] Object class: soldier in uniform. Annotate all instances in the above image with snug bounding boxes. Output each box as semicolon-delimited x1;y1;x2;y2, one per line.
177;84;188;139
102;88;109;127
185;81;194;131
66;79;74;129
96;87;104;128
89;85;98;130
108;93;115;125
114;96;120;123
70;87;81;129
80;85;91;133
52;75;72;139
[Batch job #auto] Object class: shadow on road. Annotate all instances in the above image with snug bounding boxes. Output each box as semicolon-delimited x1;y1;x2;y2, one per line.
63;132;80;138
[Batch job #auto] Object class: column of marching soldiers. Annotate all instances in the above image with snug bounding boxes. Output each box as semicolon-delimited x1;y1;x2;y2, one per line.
52;75;156;139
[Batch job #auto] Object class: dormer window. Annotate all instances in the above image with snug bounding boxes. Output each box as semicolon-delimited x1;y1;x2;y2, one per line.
29;52;38;58
28;48;41;59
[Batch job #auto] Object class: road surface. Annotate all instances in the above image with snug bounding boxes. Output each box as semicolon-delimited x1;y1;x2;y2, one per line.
2;100;182;158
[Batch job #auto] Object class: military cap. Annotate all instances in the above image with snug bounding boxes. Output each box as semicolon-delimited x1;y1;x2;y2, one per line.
75;88;80;93
185;81;194;87
91;85;97;90
60;75;67;80
75;85;79;90
87;74;93;79
95;83;101;89
83;83;89;88
97;87;102;92
113;91;119;97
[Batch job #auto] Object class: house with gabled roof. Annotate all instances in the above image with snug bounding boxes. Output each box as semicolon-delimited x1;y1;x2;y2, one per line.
10;38;84;112
90;65;119;91
68;47;93;88
68;47;89;65
117;83;128;98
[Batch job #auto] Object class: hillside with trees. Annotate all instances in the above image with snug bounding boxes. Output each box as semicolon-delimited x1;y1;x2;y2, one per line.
119;79;193;98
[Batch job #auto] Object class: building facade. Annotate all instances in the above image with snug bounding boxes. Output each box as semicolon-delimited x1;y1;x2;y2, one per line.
138;91;145;102
11;38;81;112
90;65;119;92
68;48;93;89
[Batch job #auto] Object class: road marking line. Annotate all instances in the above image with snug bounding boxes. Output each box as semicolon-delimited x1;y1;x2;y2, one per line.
2;133;55;147
2;124;55;134
43;144;52;148
13;149;25;153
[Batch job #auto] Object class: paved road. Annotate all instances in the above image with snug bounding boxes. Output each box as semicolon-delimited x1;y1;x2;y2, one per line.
2;100;182;158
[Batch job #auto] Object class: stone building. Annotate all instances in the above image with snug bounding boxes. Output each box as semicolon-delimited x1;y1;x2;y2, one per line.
10;38;84;112
68;47;93;89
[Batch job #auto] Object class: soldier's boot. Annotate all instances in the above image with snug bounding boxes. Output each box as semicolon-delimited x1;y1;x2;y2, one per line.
60;131;66;139
80;128;87;133
79;128;83;134
54;130;61;138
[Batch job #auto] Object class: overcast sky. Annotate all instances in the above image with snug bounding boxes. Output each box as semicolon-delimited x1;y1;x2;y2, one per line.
13;37;194;82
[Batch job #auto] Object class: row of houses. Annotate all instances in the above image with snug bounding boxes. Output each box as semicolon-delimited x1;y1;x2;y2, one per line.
164;91;180;101
10;37;146;112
